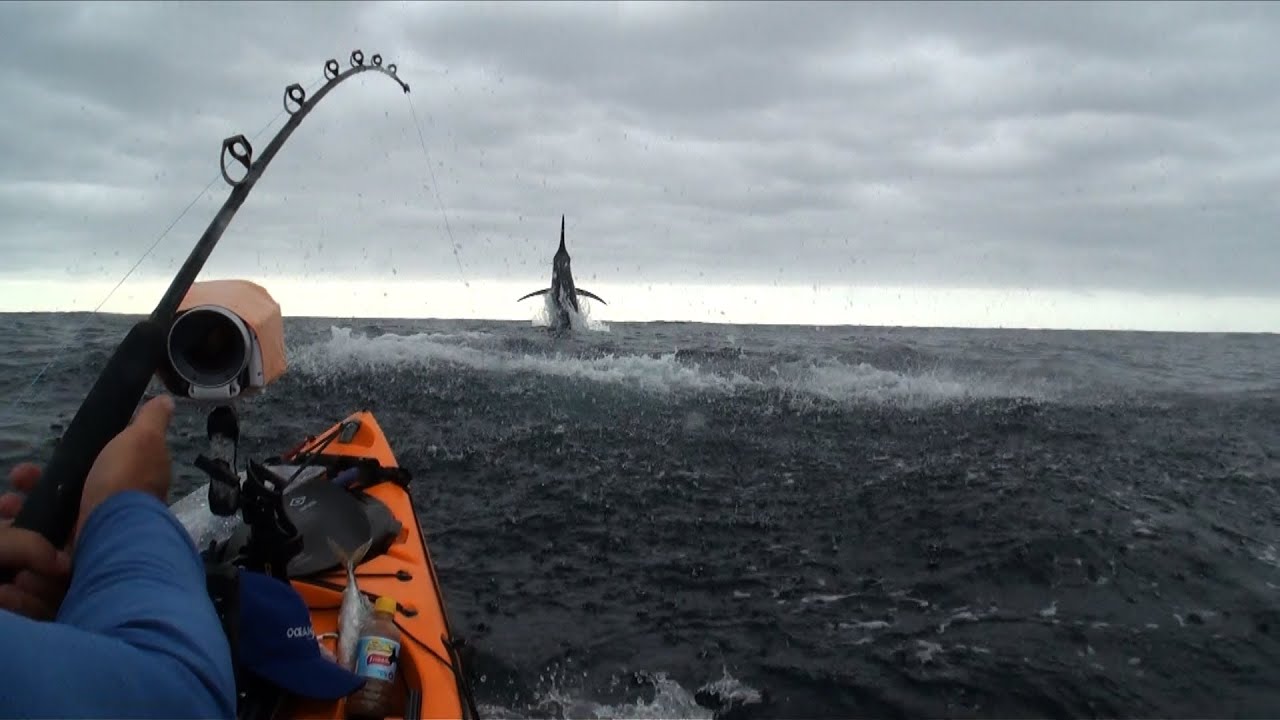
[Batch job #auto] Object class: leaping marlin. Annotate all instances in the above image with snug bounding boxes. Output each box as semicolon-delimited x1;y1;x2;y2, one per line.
517;215;606;331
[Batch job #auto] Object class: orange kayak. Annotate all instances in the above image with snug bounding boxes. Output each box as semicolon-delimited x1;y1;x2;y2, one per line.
285;410;475;720
177;409;478;719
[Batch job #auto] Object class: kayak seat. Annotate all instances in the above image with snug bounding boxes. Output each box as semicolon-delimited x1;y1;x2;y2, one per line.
218;471;403;578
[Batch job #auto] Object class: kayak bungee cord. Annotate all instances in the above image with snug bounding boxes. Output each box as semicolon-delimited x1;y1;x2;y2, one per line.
2;50;411;575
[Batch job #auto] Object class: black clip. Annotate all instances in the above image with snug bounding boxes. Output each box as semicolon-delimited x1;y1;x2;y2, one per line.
350;49;364;68
324;58;340;82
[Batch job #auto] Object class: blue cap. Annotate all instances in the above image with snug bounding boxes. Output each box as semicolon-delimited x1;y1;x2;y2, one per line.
237;570;366;700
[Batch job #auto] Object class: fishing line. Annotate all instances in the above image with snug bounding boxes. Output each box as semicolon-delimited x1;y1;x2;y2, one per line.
4;49;414;566
406;93;469;287
4;77;328;418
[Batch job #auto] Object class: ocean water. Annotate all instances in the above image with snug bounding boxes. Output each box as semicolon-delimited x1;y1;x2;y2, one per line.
2;311;1279;718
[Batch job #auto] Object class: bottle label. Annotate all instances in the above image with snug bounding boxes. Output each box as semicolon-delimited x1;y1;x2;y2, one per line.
354;635;400;683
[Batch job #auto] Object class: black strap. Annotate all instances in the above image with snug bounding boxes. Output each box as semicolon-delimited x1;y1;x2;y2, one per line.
202;560;286;720
347;462;413;493
281;452;413;493
204;558;241;658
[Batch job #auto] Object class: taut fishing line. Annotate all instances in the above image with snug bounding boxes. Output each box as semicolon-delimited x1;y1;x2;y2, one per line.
407;94;469;287
5;48;419;556
6;50;471;417
3;76;328;420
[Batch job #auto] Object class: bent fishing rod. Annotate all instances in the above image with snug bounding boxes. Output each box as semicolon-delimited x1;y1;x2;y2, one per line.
3;51;411;573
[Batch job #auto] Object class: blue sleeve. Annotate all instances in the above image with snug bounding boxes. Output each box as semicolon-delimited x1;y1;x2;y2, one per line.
0;491;236;719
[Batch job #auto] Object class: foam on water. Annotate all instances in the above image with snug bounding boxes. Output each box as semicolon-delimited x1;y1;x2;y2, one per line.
540;672;713;719
292;327;738;394
291;326;1054;406
476;668;765;720
771;359;1056;406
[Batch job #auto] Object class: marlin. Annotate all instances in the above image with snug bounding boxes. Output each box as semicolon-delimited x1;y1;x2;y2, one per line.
517;215;606;331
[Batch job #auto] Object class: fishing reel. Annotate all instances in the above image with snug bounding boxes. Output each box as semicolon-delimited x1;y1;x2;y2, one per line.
157;279;287;401
2;48;406;572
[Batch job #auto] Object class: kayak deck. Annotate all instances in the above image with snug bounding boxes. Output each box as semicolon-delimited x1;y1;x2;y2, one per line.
281;411;470;720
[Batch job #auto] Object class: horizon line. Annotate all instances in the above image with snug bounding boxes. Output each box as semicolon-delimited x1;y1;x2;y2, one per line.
2;308;1273;337
2;276;1278;334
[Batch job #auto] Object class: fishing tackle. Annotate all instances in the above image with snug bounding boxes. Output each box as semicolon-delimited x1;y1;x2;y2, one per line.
2;51;411;565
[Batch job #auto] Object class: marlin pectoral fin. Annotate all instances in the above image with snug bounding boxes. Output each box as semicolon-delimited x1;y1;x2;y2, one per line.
517;288;552;302
575;289;607;305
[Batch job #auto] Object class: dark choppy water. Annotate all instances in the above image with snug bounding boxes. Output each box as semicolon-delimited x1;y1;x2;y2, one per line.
3;311;1280;718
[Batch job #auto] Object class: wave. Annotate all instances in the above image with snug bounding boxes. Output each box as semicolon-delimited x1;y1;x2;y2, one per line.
289;326;1056;406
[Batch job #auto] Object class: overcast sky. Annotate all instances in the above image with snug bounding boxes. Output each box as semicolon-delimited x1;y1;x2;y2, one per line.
1;1;1278;330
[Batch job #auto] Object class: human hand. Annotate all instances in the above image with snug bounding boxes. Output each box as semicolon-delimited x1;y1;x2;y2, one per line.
0;463;73;619
76;394;177;538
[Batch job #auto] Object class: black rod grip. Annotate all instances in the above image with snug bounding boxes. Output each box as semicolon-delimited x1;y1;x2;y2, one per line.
5;319;167;555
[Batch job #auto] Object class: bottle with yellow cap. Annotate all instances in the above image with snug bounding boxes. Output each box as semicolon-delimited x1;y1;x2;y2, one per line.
345;595;402;720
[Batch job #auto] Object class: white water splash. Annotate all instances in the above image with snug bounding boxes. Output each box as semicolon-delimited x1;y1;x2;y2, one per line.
478;671;717;720
840;619;893;631
915;639;945;664
293;327;739;394
531;291;610;333
772;360;1052;405
290;326;1054;406
800;592;856;605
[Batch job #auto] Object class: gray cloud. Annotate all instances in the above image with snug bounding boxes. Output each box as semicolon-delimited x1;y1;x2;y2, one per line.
1;0;1278;299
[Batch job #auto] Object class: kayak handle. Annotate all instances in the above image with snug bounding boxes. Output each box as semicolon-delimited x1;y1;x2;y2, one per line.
2;319;167;574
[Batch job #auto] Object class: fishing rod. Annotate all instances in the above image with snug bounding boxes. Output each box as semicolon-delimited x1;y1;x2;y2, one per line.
3;50;411;569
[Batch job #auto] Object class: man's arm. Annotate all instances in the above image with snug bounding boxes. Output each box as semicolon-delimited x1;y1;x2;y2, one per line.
0;491;236;719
